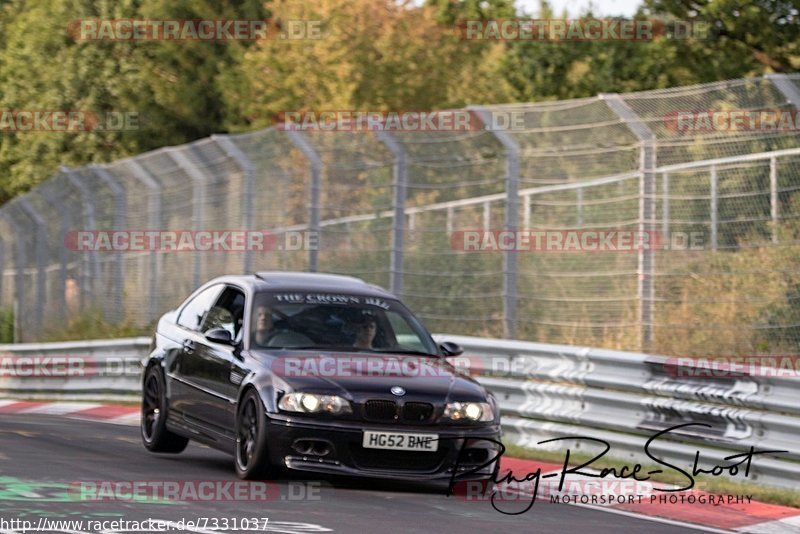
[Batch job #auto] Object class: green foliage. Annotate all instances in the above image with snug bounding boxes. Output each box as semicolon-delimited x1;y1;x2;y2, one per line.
0;0;269;204
41;308;151;341
645;0;800;74
0;308;13;343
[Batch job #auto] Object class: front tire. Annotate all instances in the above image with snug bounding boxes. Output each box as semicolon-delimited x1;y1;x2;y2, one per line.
235;390;273;479
141;365;189;453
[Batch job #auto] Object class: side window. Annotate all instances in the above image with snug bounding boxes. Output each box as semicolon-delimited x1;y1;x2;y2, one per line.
177;285;223;331
202;287;246;340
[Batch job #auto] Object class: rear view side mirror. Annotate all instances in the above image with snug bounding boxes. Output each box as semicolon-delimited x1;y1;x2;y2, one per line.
205;327;234;345
439;341;464;357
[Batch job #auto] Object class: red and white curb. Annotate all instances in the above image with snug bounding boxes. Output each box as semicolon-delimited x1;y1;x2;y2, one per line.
498;457;800;533
2;400;799;532
0;399;140;426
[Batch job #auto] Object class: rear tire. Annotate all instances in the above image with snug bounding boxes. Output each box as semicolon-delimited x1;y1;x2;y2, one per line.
235;390;273;479
141;365;189;453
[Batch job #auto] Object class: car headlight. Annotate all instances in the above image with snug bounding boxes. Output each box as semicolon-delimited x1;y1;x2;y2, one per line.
278;393;352;415
443;401;494;422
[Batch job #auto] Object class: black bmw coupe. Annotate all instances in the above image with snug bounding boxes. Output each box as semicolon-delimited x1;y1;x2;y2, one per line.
141;272;501;482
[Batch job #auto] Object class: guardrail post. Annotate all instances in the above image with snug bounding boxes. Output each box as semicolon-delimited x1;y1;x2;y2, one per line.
471;106;520;339
600;94;656;350
284;130;321;272
212;135;256;274
18;199;47;338
62;167;99;311
710;164;718;250
124;159;162;322
89;165;126;323
375;131;407;296
1;211;27;342
166;148;208;288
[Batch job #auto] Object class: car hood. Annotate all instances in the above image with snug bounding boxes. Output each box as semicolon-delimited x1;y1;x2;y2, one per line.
262;351;488;403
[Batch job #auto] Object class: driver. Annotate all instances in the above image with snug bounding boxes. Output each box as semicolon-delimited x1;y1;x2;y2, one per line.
353;315;377;350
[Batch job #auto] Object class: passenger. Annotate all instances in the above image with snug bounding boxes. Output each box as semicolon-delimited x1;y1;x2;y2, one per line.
253;305;273;346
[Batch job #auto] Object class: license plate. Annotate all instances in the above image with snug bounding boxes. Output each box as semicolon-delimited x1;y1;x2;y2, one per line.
362;430;439;451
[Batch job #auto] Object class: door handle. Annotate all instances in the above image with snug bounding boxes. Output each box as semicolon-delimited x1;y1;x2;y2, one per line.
182;339;195;354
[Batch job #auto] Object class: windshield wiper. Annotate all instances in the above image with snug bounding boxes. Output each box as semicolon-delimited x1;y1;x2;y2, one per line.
370;349;439;357
272;345;371;352
270;346;438;357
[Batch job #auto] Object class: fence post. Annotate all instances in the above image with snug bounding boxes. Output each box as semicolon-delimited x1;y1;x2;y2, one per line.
89;165;126;323
0;211;27;341
766;74;800;245
446;207;454;234
576;186;583;226
284;130;321;272
770;157;778;243
600;94;656;350
523;194;530;230
124;159;162;323
471;106;520;339
18;198;47;338
375;131;407;296
62;167;99;311
662;173;669;245
710;164;718;250
39;185;71;316
766;73;800;109
165;147;208;288
0;236;4;308
212;135;256;274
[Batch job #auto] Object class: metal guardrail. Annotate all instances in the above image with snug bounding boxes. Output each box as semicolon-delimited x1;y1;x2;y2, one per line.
434;335;800;491
0;337;148;401
1;335;798;490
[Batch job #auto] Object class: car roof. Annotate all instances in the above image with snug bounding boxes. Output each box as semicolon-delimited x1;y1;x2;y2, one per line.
212;271;397;299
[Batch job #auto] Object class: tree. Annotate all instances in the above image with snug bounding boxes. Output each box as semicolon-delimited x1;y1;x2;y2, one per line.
0;0;269;204
645;0;800;73
220;0;515;132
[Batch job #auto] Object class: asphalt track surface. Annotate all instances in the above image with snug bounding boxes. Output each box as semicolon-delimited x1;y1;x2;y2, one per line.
0;415;708;534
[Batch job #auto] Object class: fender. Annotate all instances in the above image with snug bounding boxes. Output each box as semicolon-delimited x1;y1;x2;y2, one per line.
237;359;282;414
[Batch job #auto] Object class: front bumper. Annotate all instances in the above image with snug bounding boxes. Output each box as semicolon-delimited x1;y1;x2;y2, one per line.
265;413;501;482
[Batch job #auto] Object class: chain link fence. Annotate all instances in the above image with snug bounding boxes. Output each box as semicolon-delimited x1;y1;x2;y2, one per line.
2;74;800;357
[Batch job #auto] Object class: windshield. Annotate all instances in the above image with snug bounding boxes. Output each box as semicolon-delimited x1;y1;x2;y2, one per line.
250;291;438;355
